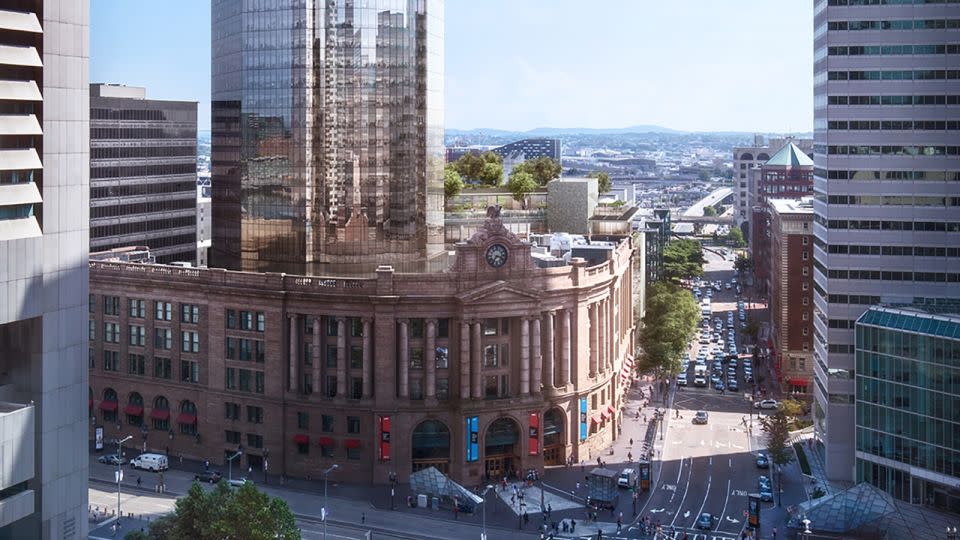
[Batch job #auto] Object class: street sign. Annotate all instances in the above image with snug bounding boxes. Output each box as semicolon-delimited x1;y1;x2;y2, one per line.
115;470;123;483
95;427;104;451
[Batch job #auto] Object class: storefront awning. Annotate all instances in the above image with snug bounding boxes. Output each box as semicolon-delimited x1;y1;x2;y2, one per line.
99;401;117;412
788;377;809;387
318;436;335;447
123;404;143;416
176;413;197;425
292;434;309;445
606;405;616;415
345;439;361;449
150;408;170;421
590;414;602;425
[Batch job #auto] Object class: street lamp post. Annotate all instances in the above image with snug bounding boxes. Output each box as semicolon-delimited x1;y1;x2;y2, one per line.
947;526;958;540
480;484;493;540
114;435;132;529
322;464;339;539
389;471;397;510
226;449;243;483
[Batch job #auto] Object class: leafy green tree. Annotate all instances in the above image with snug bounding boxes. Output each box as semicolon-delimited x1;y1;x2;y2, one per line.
726;227;746;247
702;205;717;217
760;409;794;506
588;171;612;193
478;161;503;186
147;481;300;540
450;151;502;185
443;166;464;199
734;254;753;274
638;282;700;375
780;398;805;420
698;169;711;182
661;239;705;282
512;157;562;186
506;170;538;209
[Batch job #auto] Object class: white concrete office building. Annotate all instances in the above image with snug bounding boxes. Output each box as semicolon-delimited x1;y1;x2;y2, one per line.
0;1;90;538
812;0;960;482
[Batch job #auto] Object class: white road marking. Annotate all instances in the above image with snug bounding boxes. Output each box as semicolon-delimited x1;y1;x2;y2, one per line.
725;516;740;524
670;457;694;527
729;458;732;468
717;479;732;527
693;475;712;531
650;508;666;513
684;510;690;518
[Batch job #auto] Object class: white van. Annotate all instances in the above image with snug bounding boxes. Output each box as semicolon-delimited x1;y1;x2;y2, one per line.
617;467;637;488
130;453;169;472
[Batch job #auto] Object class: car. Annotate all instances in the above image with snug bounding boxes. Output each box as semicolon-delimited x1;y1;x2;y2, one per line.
714;380;725;391
759;475;772;489
710;374;721;385
195;470;223;483
228;477;252;488
727;379;739;391
759;485;774;502
756;453;770;468
726;283;731;290
696;513;715;530
745;373;755;383
677;373;688;386
755;399;781;410
692;410;709;424
693;376;707;387
97;453;127;466
741;322;747;329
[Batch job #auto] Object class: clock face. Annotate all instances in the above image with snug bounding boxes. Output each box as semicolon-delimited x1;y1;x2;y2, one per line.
485;244;508;268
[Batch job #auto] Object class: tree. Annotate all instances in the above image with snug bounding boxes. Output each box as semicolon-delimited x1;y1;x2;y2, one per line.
146;481;301;540
444;166;464;199
638;282;700;375
589;171;612;193
506;171;538;209
734;254;753;274
726;227;746;247
702;205;717;217
512;157;561;186
760;409;794;506
450;151;502;185
478;161;503;186
780;398;805;420
698;169;711;182
661;239;705;282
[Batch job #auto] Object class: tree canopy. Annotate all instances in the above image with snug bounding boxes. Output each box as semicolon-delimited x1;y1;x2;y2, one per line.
506;170;538;209
443;166;464;199
588;171;612;193
511;157;561;186
140;481;300;540
726;227;746;247
637;281;700;375
449;151;503;186
734;253;753;274
661;239;705;282
702;205;718;217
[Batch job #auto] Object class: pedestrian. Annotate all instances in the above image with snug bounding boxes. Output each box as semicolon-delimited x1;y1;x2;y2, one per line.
511;494;516;505
629;438;633;446
597;528;603;540
136;475;141;488
571;519;576;533
547;503;552;517
361;512;365;524
576;481;580;491
179;453;183;464
773;527;777;539
524;511;530;525
453;505;458;520
204;460;209;471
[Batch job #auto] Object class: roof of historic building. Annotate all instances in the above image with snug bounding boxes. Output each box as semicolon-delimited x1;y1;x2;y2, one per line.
764;142;814;168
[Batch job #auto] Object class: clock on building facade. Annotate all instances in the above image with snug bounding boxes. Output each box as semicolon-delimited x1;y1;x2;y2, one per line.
485;244;508;268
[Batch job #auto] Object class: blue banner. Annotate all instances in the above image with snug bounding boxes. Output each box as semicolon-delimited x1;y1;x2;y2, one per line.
466;416;479;462
579;398;588;441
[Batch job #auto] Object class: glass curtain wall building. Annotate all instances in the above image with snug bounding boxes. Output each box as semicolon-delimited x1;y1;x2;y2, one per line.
211;0;444;275
811;0;960;482
855;306;960;513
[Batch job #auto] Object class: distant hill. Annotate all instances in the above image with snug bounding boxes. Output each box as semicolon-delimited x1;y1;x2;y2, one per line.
446;125;683;137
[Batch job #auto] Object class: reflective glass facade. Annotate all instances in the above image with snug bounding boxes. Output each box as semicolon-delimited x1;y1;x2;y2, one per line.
855;306;960;512
211;0;444;274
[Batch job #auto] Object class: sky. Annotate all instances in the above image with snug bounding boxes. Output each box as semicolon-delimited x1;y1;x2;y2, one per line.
91;1;813;134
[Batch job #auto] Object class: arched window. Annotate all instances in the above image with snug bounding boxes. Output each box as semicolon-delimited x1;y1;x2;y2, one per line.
125;392;144;426
100;388;118;423
757;153;770;161
740;152;754;161
411;420;451;473
178;400;198;435
151;396;170;431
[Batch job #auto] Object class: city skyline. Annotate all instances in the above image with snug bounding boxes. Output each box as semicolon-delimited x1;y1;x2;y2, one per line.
90;0;814;134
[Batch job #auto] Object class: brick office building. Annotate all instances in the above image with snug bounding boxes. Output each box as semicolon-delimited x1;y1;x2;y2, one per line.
88;214;637;486
768;197;814;396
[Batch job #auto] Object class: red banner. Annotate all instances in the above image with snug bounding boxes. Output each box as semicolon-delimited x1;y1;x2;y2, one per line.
528;412;540;455
379;416;391;462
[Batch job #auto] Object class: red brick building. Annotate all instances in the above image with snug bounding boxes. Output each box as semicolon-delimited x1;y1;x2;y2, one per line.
768;197;814;396
750;142;813;295
88;215;637;486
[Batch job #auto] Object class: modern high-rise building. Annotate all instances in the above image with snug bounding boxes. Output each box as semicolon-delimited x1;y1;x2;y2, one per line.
211;0;445;274
854;305;960;513
812;1;960;482
90;84;198;264
0;2;89;538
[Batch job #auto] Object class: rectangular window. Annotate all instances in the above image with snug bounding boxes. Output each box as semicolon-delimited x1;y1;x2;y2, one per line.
225;430;241;444
484;344;498;367
225;402;240;420
302;374;313;395
347;446;361;460
256;312;265;332
483;318;498;336
181;304;200;324
180;360;198;383
154;328;172;350
240;311;254;331
127;354;145;375
297;412;309;429
436;346;449;369
89;294;95;313
225;367;236;390
128;325;146;347
239;369;251;392
247;433;263;448
103;350;119;372
226;337;237;360
255;340;265;363
181;331;200;353
350;346;362;369
485;375;499;399
104;296;120;316
326;345;337;367
155;301;172;321
437;378;449;400
325;375;337;398
438;318;449;338
89;319;96;340
322;414;334;433
326;317;338;336
239;338;252;361
350;377;363;400
89;348;95;369
409;319;424;339
154;357;171;379
321;445;335;458
410;378;423;400
347;416;361;434
255;371;265;394
104;322;120;343
246;406;263;424
410;347;424;369
128;299;145;318
350;318;363;337
226;309;237;329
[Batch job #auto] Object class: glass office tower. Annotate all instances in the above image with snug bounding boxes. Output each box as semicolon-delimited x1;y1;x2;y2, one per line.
211;0;444;274
811;0;960;481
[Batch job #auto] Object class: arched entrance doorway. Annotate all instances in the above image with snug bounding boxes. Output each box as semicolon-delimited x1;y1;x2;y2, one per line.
411;420;450;474
484;417;520;480
543;408;566;466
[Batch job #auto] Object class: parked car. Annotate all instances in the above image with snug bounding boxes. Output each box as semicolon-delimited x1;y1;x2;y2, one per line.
696;513;715;530
727;379;739;391
130;453;168;472
97;453;127;466
228;477;251;488
195;470;223;483
677;373;688;386
755;399;781;410
756;453;770;469
693;410;709;425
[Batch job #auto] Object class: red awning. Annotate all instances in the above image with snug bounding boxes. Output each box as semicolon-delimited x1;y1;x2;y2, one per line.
99;401;118;412
345;439;361;449
788;377;809;386
318;436;335;447
150;409;170;421
606;405;616;415
600;410;609;421
293;434;310;445
124;404;143;416
590;414;602;425
176;413;197;425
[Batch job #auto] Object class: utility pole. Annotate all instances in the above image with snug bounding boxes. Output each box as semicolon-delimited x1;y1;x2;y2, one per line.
226;449;243;483
323;464;339;539
480;485;493;540
114;435;132;531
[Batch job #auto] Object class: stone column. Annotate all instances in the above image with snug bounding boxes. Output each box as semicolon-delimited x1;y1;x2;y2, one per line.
362;318;372;399
336;318;346;397
560;309;571;385
598;300;606;373
398;319;409;398
460;321;471;400
425;319;437;399
312;317;321;395
542;312;555;390
530;317;542;395
471;321;482;399
288;314;298;391
588;304;598;377
520;318;530;396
